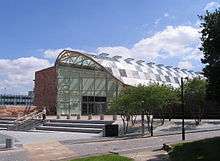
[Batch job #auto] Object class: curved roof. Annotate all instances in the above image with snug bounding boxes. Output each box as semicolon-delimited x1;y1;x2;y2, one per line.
56;50;202;88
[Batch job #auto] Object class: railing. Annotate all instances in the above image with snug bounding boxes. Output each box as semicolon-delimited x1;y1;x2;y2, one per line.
9;111;44;131
15;111;44;125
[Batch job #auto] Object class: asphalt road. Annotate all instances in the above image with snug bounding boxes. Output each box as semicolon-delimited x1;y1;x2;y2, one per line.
63;129;220;156
0;129;220;161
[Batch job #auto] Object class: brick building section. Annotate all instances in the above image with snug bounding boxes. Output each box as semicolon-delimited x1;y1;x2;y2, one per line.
34;67;57;115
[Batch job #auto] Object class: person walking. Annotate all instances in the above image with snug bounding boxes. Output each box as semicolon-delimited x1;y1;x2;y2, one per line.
42;107;46;120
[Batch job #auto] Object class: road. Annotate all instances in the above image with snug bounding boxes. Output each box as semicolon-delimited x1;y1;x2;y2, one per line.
0;129;220;161
63;129;220;157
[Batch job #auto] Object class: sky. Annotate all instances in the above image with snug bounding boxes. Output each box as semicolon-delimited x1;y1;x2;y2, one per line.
0;0;220;94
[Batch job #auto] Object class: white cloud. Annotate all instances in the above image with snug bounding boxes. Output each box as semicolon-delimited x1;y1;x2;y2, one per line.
43;47;89;59
0;57;51;94
0;25;202;94
164;13;169;17
178;61;193;69
183;47;203;61
154;18;161;25
97;26;201;62
43;48;65;59
204;1;220;11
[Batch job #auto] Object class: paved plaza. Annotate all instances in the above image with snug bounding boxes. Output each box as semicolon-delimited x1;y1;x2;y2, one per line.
0;119;220;161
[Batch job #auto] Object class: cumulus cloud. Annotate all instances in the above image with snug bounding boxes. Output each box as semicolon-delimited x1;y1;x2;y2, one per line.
43;47;90;59
204;1;220;11
0;25;202;94
164;13;169;17
97;26;201;62
43;26;201;65
178;61;193;69
0;57;51;94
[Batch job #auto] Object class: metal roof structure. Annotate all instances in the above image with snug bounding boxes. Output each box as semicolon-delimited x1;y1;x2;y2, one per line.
56;50;203;88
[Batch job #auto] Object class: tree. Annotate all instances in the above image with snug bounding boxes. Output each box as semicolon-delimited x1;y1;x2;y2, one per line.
184;78;206;125
110;84;179;134
110;86;139;134
145;84;179;125
200;9;220;104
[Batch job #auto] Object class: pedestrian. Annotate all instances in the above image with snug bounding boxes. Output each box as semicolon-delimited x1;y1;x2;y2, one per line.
42;107;46;120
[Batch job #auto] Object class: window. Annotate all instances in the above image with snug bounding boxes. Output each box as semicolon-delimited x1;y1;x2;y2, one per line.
166;71;172;76
144;72;150;80
174;77;179;84
165;76;171;82
119;69;127;77
155;74;162;81
135;65;143;72
105;67;113;74
157;69;163;75
131;71;140;78
148;68;153;73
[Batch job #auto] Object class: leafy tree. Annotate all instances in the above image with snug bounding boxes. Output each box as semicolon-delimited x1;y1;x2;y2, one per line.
144;84;179;125
110;84;179;134
184;78;207;125
200;9;220;103
110;86;139;134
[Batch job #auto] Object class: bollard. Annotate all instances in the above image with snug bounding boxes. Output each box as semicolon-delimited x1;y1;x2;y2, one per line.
57;115;60;119
88;114;92;120
100;114;104;120
113;115;117;121
5;138;14;149
150;115;154;136
76;114;81;120
67;114;70;119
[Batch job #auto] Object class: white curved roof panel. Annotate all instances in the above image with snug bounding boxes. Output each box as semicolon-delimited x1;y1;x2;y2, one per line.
56;50;202;88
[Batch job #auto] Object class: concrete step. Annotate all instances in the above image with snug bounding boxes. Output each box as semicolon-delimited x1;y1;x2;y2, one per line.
44;122;105;128
0;120;14;124
47;119;113;125
0;124;10;128
36;126;103;133
0;118;16;121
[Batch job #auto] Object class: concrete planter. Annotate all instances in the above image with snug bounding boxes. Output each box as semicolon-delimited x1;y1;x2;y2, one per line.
76;114;81;120
113;115;117;121
88;114;92;120
100;114;104;120
66;114;71;119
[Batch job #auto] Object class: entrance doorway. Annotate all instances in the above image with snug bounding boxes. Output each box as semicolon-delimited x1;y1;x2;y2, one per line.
81;96;107;115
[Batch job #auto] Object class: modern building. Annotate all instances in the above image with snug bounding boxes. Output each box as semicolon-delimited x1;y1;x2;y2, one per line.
0;94;33;106
34;50;201;115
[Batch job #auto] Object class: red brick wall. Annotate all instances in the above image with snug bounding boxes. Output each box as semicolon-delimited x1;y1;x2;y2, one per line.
34;66;57;115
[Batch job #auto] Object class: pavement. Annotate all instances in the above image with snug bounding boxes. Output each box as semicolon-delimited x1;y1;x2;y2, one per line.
23;140;77;161
0;119;220;161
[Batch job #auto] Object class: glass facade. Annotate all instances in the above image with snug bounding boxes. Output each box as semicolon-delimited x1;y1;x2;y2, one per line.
56;66;123;115
54;50;201;115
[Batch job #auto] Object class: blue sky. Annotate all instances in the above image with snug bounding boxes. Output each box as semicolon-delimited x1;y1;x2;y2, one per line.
0;0;219;94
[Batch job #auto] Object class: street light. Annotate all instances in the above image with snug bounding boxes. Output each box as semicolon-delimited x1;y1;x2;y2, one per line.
181;77;188;141
141;100;145;136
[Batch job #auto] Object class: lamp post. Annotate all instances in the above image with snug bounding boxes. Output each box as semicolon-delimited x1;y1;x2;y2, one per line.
141;100;145;136
181;77;188;141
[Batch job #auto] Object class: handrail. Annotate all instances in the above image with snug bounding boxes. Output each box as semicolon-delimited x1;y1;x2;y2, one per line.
15;111;38;122
15;111;44;125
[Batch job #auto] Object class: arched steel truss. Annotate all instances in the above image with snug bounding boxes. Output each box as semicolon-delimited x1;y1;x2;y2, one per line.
55;50;125;86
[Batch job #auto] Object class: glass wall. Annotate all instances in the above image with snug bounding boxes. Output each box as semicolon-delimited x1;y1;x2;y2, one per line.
56;66;122;115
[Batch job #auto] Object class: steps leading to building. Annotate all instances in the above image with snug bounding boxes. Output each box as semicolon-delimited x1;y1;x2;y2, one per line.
44;122;105;128
36;119;114;134
0;118;15;128
47;119;114;125
36;126;103;133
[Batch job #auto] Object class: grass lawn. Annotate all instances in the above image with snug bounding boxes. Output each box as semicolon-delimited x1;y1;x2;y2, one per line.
169;137;220;161
70;154;133;161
